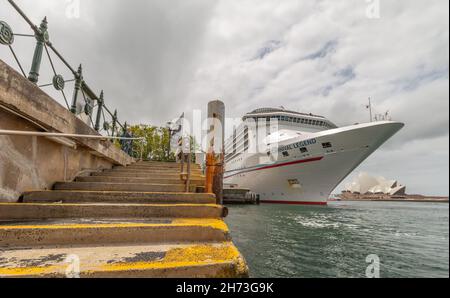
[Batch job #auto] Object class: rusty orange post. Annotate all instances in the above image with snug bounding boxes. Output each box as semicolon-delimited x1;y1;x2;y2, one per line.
206;100;225;205
205;151;215;194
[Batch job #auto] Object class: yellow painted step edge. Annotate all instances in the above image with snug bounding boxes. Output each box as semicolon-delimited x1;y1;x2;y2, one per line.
0;243;248;277
0;219;229;232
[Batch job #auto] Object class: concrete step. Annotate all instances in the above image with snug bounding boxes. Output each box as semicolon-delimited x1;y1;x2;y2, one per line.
92;171;205;179
22;191;216;204
197;186;206;193
105;168;203;175
124;164;201;170
0;203;227;220
115;166;184;172
0;242;248;278
114;165;202;170
54;182;196;193
0;218;230;248
75;176;205;186
132;161;201;168
135;161;186;165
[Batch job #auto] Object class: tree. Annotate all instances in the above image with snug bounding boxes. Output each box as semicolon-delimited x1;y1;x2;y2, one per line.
127;124;176;162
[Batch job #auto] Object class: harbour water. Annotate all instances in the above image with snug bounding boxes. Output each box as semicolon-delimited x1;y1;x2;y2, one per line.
225;201;449;278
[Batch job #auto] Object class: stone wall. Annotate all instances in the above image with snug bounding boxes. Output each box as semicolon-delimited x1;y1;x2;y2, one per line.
0;59;134;202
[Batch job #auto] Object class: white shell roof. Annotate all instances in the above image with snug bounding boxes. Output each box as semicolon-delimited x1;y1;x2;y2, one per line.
345;172;406;195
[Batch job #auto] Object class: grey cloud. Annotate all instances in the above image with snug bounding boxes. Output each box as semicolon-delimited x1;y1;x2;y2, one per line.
0;0;448;195
303;40;338;60
253;40;282;60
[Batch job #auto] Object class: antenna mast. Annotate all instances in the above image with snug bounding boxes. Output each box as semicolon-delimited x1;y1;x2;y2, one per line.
366;97;373;122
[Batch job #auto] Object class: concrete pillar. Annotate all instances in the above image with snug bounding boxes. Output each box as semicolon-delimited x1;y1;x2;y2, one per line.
205;100;225;205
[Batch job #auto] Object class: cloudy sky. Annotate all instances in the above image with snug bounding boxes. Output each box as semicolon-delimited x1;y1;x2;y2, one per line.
0;0;448;195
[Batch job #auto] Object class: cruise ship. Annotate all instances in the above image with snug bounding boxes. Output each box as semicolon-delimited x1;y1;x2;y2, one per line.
224;108;404;205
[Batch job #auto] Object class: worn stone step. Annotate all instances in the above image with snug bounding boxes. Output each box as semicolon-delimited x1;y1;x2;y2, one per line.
22;191;216;204
92;171;205;179
135;161;186;166
113;165;202;170
132;161;201;168
114;166;185;172
75;176;205;186
54;182;196;193
0;203;227;221
0;218;230;248
110;168;203;175
124;164;201;170
0;242;248;278
107;170;204;177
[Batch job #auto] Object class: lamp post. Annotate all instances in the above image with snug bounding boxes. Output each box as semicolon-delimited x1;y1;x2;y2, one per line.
166;121;181;161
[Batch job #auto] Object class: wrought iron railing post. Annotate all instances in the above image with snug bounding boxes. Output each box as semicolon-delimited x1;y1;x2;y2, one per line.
70;65;83;114
111;109;118;137
94;91;104;131
28;17;49;83
4;0;127;138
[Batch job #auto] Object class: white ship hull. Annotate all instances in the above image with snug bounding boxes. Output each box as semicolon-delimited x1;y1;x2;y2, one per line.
224;121;404;205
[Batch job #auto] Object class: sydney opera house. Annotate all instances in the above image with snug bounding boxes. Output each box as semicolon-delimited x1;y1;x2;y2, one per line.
343;172;407;196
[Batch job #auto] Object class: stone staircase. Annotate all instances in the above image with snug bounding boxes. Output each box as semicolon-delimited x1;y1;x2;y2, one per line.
0;161;248;278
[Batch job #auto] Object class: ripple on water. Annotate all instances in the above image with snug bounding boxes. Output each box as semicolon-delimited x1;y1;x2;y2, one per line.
225;202;449;278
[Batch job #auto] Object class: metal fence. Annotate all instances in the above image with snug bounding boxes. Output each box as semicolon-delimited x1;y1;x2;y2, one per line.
0;0;126;138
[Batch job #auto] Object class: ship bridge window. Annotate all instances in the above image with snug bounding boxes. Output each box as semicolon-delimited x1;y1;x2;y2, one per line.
322;142;332;149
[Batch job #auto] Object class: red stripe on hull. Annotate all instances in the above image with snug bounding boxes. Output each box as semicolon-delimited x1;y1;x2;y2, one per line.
224;156;324;179
257;156;323;171
260;200;328;206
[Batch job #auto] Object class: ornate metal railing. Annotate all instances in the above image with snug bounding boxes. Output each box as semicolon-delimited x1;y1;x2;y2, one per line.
0;0;126;138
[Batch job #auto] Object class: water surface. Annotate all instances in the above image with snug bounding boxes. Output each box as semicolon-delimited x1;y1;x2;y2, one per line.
225;201;449;278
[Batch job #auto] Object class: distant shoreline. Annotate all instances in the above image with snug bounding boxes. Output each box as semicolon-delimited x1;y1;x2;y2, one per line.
334;194;449;204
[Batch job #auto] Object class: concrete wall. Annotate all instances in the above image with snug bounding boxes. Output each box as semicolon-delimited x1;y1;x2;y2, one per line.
0;59;134;202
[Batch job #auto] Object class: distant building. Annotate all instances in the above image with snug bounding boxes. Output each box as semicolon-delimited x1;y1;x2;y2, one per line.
344;172;406;196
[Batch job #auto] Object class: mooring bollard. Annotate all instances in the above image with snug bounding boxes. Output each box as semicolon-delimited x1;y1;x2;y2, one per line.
205;100;225;205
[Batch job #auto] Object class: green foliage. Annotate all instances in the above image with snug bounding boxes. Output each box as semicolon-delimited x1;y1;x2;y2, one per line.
128;124;176;162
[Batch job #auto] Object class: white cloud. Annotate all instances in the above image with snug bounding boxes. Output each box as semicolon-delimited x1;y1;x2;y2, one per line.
0;0;448;195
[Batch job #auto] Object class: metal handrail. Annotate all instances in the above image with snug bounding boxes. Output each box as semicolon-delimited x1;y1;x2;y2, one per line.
0;129;145;160
0;129;143;141
2;0;127;137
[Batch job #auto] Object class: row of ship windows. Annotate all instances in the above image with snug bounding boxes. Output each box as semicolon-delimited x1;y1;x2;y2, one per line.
251;116;333;128
228;142;333;161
